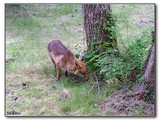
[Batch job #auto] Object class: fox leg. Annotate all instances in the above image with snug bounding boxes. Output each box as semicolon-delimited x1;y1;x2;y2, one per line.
56;64;61;80
65;71;68;77
51;58;56;69
49;52;56;69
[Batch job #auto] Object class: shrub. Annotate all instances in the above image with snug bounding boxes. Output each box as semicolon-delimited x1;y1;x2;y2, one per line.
99;34;151;80
84;29;152;89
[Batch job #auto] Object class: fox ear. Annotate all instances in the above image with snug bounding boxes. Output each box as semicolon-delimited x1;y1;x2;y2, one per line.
75;61;81;68
81;56;84;61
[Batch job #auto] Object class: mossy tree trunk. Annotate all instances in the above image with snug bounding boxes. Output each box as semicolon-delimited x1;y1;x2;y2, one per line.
82;4;119;83
82;4;117;51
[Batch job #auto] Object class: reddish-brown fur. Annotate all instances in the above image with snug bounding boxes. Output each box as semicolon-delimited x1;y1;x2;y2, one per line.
48;40;88;80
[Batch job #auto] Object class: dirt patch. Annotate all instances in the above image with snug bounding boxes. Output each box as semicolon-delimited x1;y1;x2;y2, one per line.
99;86;155;116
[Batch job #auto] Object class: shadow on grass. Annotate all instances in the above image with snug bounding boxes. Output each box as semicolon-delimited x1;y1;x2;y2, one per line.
55;73;88;88
35;64;88;87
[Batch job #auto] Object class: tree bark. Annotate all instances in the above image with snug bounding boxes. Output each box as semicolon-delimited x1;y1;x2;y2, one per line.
82;4;117;50
143;31;156;96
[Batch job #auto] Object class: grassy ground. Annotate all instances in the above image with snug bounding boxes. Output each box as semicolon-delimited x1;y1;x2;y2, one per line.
6;4;154;116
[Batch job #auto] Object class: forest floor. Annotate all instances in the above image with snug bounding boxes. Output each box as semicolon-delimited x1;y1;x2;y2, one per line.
5;4;155;116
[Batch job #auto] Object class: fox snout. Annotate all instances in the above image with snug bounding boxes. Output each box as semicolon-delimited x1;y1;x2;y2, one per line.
74;70;88;80
83;75;88;80
83;73;88;80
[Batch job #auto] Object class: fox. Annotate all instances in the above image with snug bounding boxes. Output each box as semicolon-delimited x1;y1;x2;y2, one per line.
48;40;88;81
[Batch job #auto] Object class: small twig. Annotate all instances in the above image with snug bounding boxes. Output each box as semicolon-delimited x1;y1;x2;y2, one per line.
88;84;96;94
50;75;57;80
93;72;100;96
74;44;78;47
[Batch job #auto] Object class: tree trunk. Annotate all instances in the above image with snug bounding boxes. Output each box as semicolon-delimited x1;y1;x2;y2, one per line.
143;31;156;97
82;4;117;50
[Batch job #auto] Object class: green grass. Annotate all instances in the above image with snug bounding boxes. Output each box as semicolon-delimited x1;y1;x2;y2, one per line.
6;4;97;116
6;4;154;116
111;4;154;52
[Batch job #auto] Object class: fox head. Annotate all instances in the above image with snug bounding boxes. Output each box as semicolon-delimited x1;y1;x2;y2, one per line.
74;58;88;79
